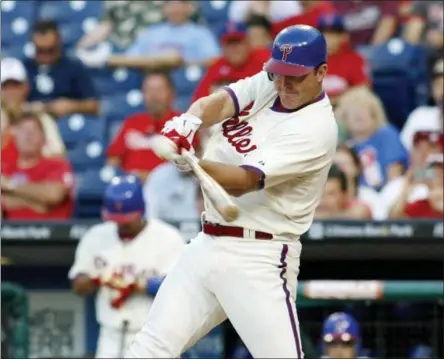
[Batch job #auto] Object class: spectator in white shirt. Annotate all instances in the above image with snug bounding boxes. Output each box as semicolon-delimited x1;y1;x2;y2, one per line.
80;1;220;70
143;145;203;225
143;162;200;224
401;57;443;151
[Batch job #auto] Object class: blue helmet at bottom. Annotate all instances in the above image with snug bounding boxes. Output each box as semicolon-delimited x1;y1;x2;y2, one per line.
323;312;360;342
322;312;362;355
102;175;146;224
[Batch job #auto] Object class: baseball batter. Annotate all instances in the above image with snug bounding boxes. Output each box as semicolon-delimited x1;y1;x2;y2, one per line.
68;175;185;358
127;25;338;358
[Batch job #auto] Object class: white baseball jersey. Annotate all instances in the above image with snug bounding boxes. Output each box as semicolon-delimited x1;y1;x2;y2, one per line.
126;73;338;359
202;71;338;239
68;219;185;331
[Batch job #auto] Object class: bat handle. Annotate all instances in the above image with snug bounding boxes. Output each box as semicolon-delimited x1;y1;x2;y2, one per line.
180;148;198;166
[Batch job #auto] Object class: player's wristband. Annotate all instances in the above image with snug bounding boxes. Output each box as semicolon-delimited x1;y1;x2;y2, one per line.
91;277;102;287
146;276;165;296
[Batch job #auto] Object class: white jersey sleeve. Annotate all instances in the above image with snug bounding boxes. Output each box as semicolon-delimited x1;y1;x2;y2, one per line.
224;71;275;115
241;124;336;189
68;223;115;280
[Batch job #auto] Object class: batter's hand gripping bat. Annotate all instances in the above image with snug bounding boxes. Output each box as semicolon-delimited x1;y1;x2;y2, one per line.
181;149;240;222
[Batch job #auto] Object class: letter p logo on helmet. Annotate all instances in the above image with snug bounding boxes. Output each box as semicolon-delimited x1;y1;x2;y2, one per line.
280;44;293;62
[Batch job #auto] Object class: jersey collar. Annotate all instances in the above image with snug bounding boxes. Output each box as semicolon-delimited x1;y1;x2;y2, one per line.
270;92;325;113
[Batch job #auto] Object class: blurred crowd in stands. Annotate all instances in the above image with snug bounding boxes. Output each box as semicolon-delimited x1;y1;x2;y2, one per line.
1;0;443;223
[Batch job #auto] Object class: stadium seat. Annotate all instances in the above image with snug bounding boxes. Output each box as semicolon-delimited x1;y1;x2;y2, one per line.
1;42;34;59
57;114;106;150
372;75;417;129
67;140;106;172
358;39;428;75
91;67;144;97
199;0;230;22
1;0;37;23
1;17;32;48
38;0;103;23
171;66;204;96
76;166;126;200
199;0;229;36
100;90;146;122
75;166;126;218
358;39;429;128
58;18;99;48
106;119;124;144
175;94;193;112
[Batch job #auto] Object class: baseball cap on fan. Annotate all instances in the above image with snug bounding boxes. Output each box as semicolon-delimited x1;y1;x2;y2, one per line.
220;22;247;44
318;14;346;33
1;58;27;84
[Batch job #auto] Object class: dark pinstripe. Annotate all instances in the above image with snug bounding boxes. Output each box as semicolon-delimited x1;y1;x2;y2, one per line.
279;244;302;358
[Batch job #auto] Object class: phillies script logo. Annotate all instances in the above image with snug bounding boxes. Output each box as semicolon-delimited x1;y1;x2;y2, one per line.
280;44;293;61
222;102;257;154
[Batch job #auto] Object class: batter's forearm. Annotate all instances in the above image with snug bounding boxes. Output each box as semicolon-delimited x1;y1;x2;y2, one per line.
198;160;260;196
187;90;236;128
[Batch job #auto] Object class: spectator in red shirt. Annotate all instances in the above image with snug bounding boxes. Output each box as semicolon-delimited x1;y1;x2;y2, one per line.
272;1;337;36
1;58;66;166
107;71;180;183
1;107;18;167
192;22;270;102
318;14;371;104
332;0;399;48
404;153;443;219
1;112;74;220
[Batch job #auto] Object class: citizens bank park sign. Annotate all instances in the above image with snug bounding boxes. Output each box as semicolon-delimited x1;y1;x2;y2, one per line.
0;220;442;241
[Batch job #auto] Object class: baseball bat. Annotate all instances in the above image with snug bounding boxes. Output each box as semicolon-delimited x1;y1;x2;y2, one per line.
181;149;240;222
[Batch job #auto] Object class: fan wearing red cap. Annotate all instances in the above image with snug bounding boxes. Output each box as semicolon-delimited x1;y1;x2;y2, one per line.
192;22;270;101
